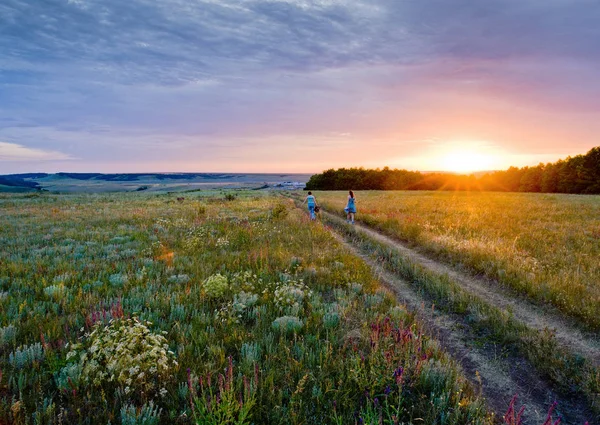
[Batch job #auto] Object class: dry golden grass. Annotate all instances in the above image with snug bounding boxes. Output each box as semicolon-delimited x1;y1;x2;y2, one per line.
316;190;600;329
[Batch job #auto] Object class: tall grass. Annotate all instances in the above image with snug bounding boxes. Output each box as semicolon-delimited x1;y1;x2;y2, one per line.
315;190;600;331
322;214;600;415
0;192;491;424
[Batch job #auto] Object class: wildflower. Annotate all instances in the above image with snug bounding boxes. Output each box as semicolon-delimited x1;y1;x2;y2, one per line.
65;317;177;397
393;366;404;385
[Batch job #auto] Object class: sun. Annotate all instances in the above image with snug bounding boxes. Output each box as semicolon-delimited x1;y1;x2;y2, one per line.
441;150;495;174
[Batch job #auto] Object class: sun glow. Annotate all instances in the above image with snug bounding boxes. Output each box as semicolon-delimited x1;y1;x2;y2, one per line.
441;150;496;173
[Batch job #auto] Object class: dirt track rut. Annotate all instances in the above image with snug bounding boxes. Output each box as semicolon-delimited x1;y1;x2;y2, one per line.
336;215;600;367
320;210;598;425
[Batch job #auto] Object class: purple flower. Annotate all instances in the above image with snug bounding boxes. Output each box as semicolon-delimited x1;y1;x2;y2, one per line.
393;367;404;385
393;367;404;378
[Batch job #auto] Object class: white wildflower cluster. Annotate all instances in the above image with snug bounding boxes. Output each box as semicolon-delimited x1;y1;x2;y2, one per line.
66;318;177;396
230;270;262;292
215;237;229;247
182;227;208;251
274;279;312;312
202;273;228;299
213;271;264;324
215;291;259;325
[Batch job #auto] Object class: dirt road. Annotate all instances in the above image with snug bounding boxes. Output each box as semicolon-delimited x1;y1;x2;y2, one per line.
320;210;597;425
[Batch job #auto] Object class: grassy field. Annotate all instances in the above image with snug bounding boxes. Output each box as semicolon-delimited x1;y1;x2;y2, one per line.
0;192;490;424
315;191;600;331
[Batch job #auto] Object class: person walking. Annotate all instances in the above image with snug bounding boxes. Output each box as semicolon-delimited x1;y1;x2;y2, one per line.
302;191;318;221
345;190;357;224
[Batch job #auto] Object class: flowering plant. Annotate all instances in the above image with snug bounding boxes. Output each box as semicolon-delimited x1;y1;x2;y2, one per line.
202;273;229;298
230;270;263;293
66;317;177;397
215;291;259;325
274;279;312;312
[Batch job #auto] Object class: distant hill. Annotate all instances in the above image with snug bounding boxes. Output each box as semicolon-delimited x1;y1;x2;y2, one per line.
51;172;241;181
0;175;43;191
0;172;312;193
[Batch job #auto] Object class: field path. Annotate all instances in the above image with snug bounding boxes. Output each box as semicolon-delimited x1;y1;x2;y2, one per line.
328;214;600;367
317;209;598;424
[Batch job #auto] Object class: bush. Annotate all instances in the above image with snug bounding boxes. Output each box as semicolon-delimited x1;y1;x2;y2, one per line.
271;203;288;220
274;280;312;312
203;273;229;298
272;316;303;334
65;317;177;398
9;343;44;369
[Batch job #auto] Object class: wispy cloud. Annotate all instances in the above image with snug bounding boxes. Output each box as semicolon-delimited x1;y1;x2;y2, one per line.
0;142;75;162
0;0;599;172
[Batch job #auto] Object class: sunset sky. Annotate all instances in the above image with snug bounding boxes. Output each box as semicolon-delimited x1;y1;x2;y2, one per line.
1;0;599;173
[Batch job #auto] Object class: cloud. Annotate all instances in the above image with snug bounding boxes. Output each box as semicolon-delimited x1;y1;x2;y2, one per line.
0;142;75;161
1;0;599;172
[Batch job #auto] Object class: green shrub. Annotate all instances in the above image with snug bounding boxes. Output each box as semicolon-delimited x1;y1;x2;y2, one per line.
65;317;177;398
203;273;229;298
272;316;303;334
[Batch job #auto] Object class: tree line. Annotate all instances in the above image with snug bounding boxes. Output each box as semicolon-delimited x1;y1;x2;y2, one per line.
304;146;600;194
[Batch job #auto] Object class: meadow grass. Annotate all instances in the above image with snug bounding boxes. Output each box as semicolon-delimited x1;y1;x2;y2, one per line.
314;191;600;331
0;192;491;424
322;216;600;414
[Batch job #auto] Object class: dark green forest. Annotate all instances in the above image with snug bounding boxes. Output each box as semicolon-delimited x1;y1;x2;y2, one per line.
305;146;600;194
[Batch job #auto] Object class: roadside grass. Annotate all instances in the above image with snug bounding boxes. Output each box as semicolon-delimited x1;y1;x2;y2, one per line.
313;190;600;332
0;192;491;424
321;212;600;417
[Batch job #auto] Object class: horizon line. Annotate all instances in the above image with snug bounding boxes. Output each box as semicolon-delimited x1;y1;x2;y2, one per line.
1;169;500;176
